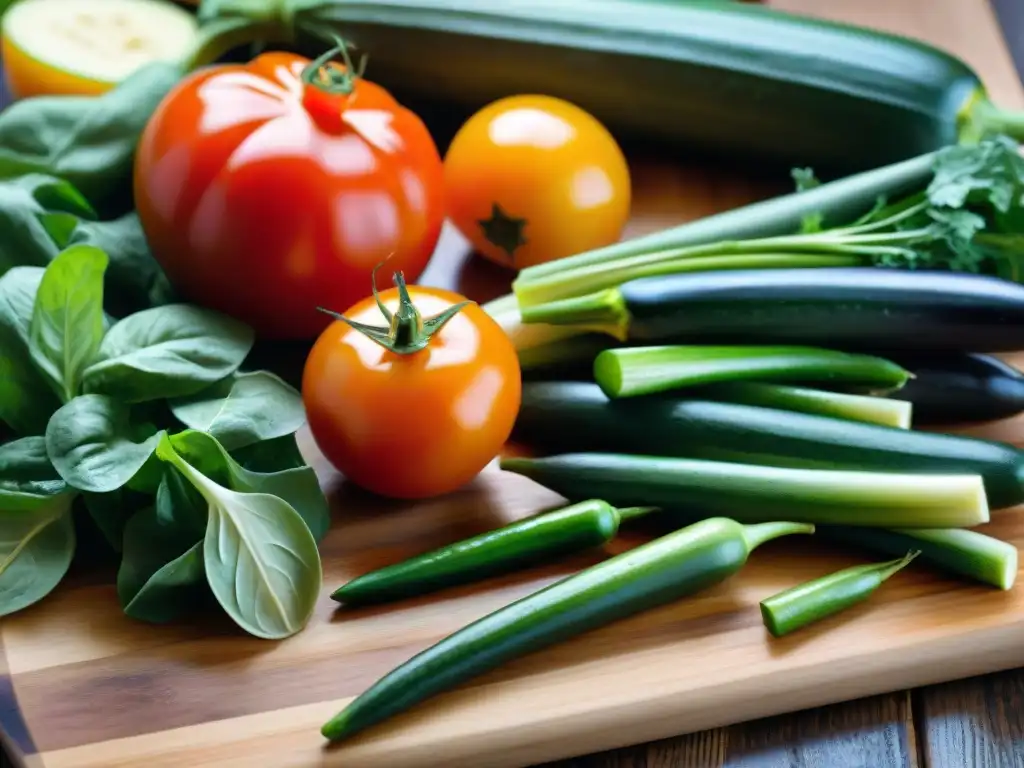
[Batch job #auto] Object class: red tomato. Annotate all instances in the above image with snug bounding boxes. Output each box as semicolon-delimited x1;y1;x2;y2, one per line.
302;276;522;500
134;49;446;339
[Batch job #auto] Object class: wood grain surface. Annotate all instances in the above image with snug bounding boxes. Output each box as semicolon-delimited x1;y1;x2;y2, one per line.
3;2;1024;768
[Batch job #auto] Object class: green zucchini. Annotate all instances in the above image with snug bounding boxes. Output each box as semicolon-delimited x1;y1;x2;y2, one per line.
500;453;989;528
513;382;1024;509
525;267;1024;353
280;1;1024;174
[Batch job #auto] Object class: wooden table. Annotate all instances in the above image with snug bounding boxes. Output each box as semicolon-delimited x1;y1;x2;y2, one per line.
2;2;1023;767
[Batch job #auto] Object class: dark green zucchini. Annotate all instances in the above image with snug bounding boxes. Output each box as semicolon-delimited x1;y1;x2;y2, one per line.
275;0;1024;174
526;268;1024;353
883;353;1024;425
513;381;1024;509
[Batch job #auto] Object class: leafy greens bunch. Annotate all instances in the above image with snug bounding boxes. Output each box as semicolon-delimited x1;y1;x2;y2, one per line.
0;246;328;640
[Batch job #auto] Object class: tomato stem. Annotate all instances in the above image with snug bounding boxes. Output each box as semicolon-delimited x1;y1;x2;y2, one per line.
301;35;367;97
317;265;473;355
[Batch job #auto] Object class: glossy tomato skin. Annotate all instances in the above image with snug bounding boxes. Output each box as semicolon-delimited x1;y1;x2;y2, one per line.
444;94;631;271
134;52;446;339
302;285;522;500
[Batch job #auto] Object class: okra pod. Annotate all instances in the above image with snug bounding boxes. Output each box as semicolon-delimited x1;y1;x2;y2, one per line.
332;500;655;606
760;551;920;637
322;517;814;742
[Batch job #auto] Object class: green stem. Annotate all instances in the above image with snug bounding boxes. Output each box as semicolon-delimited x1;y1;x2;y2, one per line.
615;506;659;522
743;521;816;550
520;287;629;338
514;247;870;309
964;97;1024;142
317;268;471;355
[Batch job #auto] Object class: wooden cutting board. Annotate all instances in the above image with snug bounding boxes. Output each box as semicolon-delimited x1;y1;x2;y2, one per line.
5;2;1024;767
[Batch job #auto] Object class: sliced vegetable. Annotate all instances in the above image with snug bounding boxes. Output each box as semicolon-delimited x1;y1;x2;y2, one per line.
135;43;446;340
885;353;1024;425
514;382;1024;508
760;551;920;637
321;517;814;742
816;525;1017;590
304;271;520;500
1;0;199;99
698;382;912;429
525;268;1024;353
444;94;631;270
500;453;988;528
592;345;910;400
332;500;655;606
514;136;1024;309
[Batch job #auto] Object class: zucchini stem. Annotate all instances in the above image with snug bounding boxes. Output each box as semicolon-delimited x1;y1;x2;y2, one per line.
743;521;816;550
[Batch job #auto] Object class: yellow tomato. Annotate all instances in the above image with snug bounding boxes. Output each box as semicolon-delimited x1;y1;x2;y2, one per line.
443;94;632;271
1;0;198;100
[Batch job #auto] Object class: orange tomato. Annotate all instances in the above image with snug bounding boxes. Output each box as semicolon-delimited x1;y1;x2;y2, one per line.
134;50;446;340
302;277;522;500
443;94;631;271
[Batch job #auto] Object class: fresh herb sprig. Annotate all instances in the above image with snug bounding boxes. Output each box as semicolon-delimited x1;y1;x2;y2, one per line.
0;246;327;639
513;135;1024;313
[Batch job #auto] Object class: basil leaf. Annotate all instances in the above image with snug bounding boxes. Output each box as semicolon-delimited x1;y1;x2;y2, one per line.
230;433;306;473
0;492;76;618
0;273;55;434
29;245;108;402
171;429;329;541
0;436;67;511
0;62;183;216
72;212;177;318
169;371;306;451
157;435;321;640
118;470;207;623
45;394;164;493
82;305;254;403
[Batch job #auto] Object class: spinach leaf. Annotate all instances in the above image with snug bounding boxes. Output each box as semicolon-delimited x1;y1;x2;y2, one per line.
0;175;95;275
0;62;183;216
82;486;152;552
169;371;306;451
45;394;164;494
0;267;56;432
123;540;205;624
171;429;329;541
118;469;207;623
72;212;177;318
157;434;321;640
29;245;108;402
82;305;254;403
230;433;307;473
0;492;76;618
0;436;67;511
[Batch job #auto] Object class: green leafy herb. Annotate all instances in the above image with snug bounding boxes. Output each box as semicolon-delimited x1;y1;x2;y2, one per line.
0;63;183;216
169;371;307;451
0;269;56;434
0;175;95;274
45;394;164;494
171;429;329;541
71;212;176;317
230;433;307;473
118;468;207;623
82;487;152;552
82;305;255;403
0;436;67;511
157;434;322;640
0;492;76;618
29;245;108;402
